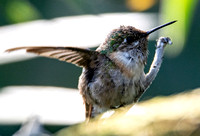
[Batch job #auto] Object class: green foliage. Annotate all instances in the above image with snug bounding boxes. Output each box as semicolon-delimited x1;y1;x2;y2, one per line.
5;0;41;23
160;0;198;57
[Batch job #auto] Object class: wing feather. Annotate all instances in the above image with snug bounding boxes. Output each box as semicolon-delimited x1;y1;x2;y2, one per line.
6;46;99;67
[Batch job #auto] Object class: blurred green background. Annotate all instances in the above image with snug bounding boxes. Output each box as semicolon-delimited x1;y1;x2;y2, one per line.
0;0;200;135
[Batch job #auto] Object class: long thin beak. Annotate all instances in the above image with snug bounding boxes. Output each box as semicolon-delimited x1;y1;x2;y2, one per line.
146;20;177;35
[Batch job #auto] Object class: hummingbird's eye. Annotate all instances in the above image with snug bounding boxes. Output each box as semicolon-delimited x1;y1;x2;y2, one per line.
126;36;135;44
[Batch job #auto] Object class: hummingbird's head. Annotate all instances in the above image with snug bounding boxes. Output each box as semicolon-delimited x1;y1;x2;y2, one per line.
97;21;177;55
97;26;148;54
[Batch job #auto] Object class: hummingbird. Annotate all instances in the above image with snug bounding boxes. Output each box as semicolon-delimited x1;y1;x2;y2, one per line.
6;20;176;120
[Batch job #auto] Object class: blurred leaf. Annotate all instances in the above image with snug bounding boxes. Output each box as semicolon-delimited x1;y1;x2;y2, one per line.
5;0;41;23
160;0;198;57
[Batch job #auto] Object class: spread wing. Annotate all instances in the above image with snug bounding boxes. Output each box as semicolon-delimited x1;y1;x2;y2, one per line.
6;46;99;67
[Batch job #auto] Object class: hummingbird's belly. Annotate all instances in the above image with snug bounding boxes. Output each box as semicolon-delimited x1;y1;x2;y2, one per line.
87;68;144;109
110;77;143;108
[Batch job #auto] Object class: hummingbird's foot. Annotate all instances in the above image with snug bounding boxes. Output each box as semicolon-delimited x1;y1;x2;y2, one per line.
144;36;173;90
156;37;172;48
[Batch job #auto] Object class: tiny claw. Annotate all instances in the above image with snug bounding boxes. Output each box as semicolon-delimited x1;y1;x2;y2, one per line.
168;40;173;45
165;37;172;45
157;37;172;48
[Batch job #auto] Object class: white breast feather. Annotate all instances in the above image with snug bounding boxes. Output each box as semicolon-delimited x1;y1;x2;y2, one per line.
117;51;144;79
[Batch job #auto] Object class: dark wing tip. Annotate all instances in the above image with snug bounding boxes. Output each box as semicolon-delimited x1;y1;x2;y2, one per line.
5;47;28;53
